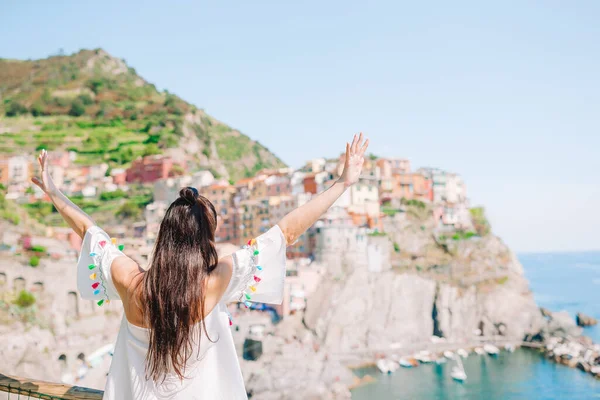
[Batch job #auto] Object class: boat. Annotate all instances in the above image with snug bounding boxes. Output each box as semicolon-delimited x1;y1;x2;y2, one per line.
451;356;467;382
443;350;455;359
415;351;434;363
457;348;469;358
376;359;399;374
484;344;500;356
435;356;447;364
474;347;485;355
504;344;516;352
399;357;417;368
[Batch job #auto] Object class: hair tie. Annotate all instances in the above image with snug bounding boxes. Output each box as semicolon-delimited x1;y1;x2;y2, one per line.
180;187;199;205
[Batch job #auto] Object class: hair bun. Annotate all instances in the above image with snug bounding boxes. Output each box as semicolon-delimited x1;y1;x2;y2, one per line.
180;187;199;205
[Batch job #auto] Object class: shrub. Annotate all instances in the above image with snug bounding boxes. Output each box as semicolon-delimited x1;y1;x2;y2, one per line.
29;256;40;267
401;198;426;209
99;189;126;201
78;94;94;105
143;144;161;157
393;242;400;253
29;245;47;253
5;101;28;117
30;102;46;116
116;201;142;219
54;97;71;107
0;210;20;225
69;99;86;117
14;290;36;308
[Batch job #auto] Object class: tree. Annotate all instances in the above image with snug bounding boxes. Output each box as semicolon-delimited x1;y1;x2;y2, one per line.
14;290;36;308
78;93;94;105
143;144;161;157
5;101;28;117
30;102;45;117
69;98;86;117
116;201;142;219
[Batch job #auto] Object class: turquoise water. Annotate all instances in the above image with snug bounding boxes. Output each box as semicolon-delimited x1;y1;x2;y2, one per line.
352;251;600;399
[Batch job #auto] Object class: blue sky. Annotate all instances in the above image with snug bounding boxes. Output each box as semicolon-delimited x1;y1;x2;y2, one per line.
1;1;599;252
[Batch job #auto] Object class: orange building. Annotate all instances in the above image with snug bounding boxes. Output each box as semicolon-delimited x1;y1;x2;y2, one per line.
412;173;433;202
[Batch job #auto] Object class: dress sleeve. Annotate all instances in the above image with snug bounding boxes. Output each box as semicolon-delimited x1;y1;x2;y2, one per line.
223;225;287;305
76;226;125;306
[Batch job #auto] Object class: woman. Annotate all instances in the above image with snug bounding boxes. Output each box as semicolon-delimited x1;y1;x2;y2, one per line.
32;134;369;399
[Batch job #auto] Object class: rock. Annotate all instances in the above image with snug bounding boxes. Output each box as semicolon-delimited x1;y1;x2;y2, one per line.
576;313;598;327
543;311;583;338
540;307;553;318
577;361;591;373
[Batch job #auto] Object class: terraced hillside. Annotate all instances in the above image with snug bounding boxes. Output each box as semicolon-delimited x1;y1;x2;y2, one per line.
0;49;285;181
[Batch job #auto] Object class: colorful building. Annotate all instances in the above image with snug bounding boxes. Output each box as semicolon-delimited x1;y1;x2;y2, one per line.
126;156;182;184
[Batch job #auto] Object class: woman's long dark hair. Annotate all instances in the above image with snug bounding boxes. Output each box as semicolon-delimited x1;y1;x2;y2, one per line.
142;187;219;382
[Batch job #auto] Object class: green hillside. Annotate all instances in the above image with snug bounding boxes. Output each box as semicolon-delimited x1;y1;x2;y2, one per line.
0;49;285;181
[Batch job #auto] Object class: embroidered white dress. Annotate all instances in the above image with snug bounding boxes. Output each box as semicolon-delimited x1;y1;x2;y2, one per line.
76;225;287;399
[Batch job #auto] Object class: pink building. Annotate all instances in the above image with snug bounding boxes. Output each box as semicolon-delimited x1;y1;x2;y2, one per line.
126;156;181;184
265;175;291;197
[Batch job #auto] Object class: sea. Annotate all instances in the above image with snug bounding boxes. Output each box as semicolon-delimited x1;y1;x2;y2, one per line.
351;251;600;399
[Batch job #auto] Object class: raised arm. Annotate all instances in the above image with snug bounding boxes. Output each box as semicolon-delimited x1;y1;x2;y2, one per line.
278;133;369;245
31;150;95;239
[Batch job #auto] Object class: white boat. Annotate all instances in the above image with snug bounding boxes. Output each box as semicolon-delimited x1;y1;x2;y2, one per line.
451;356;467;382
415;351;434;363
376;359;399;374
443;350;455;359
484;344;500;356
399;357;415;368
457;348;469;358
504;344;516;352
474;347;485;355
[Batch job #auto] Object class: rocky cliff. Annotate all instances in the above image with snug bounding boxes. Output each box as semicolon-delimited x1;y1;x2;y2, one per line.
304;204;545;355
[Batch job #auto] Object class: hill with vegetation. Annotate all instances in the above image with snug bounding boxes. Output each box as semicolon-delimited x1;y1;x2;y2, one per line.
0;49;285;182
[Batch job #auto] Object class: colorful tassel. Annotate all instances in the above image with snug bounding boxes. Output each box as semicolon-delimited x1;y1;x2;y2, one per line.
253;250;259;256
249;286;257;292
247;239;252;246
118;244;124;251
99;240;107;248
111;238;117;245
89;272;97;280
92;282;100;289
94;289;100;295
97;299;104;306
256;265;263;271
250;239;256;246
253;276;261;283
90;252;97;257
245;293;252;300
244;301;252;308
106;300;110;304
229;318;233;326
88;264;96;270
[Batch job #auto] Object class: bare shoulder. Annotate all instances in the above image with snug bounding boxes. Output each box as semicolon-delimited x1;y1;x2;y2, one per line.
111;256;144;294
206;255;234;299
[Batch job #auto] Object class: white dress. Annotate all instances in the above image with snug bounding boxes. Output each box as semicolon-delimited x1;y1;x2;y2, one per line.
76;225;287;399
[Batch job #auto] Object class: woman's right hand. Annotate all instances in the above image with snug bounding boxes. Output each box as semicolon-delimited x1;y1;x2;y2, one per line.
31;149;56;194
339;133;369;187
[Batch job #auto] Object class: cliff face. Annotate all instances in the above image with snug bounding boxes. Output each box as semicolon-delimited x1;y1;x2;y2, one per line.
304;206;545;354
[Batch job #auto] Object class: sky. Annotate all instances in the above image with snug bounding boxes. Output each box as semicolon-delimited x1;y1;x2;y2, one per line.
1;0;599;253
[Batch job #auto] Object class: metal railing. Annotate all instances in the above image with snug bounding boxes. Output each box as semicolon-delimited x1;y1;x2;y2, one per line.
0;373;102;400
